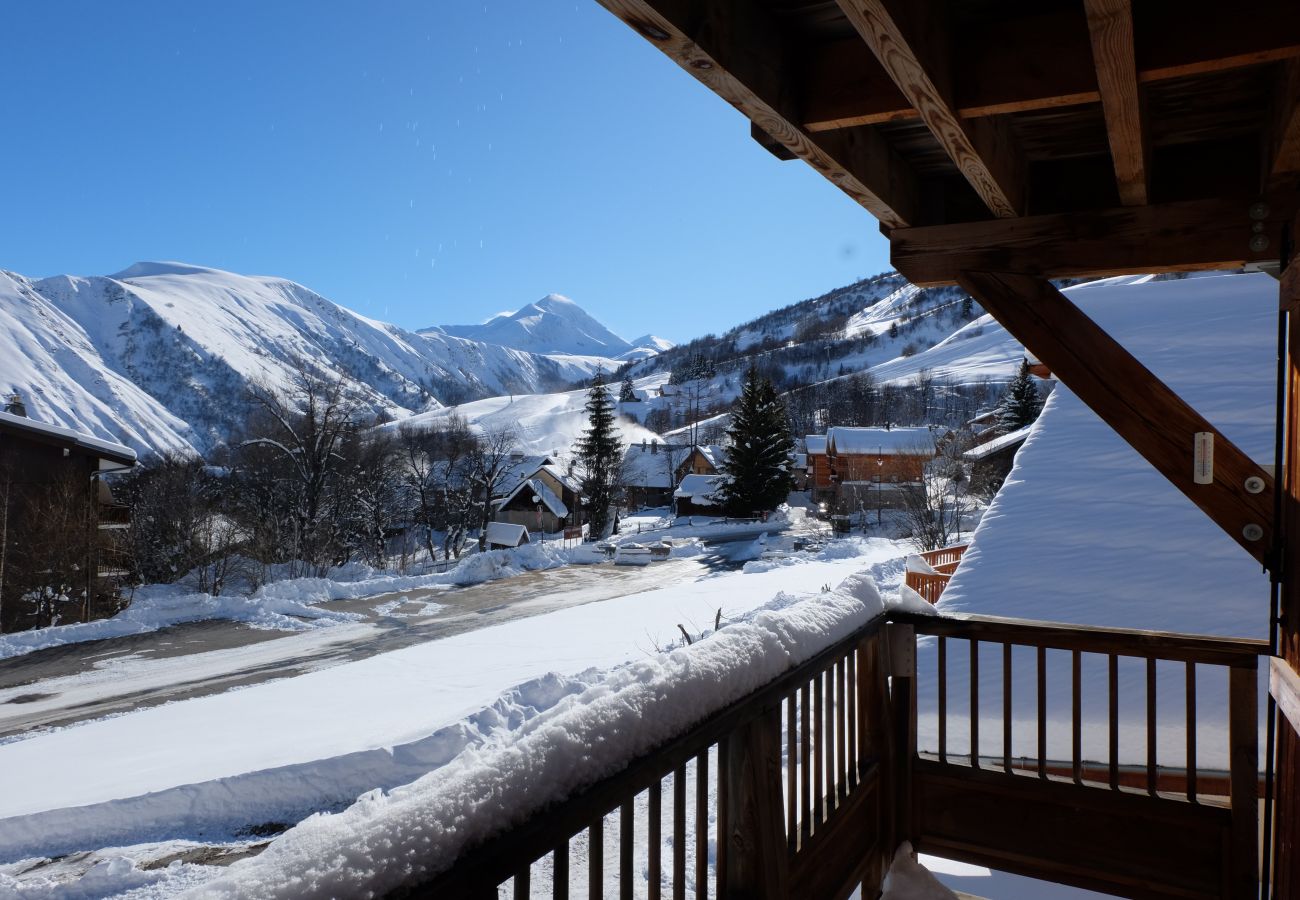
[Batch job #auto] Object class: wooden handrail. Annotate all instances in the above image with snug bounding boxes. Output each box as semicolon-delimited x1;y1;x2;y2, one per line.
893;610;1267;667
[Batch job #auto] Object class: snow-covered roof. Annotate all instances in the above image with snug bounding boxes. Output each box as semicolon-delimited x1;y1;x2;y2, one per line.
962;425;1032;461
696;445;727;469
535;463;581;495
0;410;136;466
674;473;722;504
498;477;569;519
943;273;1273;639
484;521;530;548
826;426;935;455
805;435;827;455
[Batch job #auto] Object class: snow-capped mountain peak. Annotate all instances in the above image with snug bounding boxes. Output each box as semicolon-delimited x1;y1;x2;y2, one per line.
436;294;636;358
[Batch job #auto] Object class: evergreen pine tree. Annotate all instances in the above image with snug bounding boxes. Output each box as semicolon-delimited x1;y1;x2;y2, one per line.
574;372;622;539
996;358;1044;431
619;375;637;403
715;367;796;516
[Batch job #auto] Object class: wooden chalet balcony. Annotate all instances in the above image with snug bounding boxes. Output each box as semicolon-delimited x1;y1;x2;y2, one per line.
419;610;1265;899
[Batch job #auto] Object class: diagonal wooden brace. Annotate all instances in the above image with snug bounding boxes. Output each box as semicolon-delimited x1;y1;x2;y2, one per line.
958;270;1275;566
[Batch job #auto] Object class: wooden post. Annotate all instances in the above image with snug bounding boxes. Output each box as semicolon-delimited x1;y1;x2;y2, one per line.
887;623;917;847
957;270;1275;564
1275;247;1300;897
722;706;789;899
1229;665;1260;896
857;631;892;894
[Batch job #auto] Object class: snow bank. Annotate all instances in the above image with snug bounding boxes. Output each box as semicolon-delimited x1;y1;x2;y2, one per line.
0;544;569;662
189;574;888;898
881;843;958;900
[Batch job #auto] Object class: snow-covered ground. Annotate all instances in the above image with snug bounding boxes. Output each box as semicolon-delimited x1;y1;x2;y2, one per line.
0;535;911;898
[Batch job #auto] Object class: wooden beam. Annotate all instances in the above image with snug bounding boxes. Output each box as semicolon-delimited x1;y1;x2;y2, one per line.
891;192;1296;286
802;2;1300;132
1083;0;1148;206
1271;60;1300;185
593;0;918;227
956;271;1274;564
833;0;1026;218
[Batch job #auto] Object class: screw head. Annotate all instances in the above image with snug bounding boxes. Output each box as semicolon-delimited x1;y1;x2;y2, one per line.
1243;523;1264;542
1249;202;1270;220
1250;234;1270;253
1245;475;1266;494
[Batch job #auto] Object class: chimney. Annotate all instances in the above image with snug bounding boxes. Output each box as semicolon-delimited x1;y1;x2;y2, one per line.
4;392;26;417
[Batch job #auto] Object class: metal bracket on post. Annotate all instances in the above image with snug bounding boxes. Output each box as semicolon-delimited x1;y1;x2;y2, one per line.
886;623;916;678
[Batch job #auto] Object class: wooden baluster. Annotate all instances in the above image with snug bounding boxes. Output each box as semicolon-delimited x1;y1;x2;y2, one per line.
1072;649;1082;785
938;636;948;763
847;648;858;787
1037;645;1047;779
814;672;825;825
1108;654;1119;790
970;638;980;768
722;706;789;899
786;693;797;840
514;865;530;900
837;657;848;798
1002;642;1012;774
696;751;709;900
824;667;836;809
648;780;662;900
1185;662;1197;802
800;682;811;843
1146;657;1158;796
716;738;728;898
590;817;604;900
619;801;634;900
554;840;570;900
673;765;686;900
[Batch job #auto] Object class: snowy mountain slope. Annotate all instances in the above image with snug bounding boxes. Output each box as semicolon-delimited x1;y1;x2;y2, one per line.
434;293;672;360
0;264;612;458
395;386;664;458
0;271;200;456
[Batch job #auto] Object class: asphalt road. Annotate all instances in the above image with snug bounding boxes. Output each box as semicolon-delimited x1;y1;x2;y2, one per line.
0;553;739;738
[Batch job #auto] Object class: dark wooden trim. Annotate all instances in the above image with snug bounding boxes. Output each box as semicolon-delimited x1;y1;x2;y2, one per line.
890;192;1297;286
892;611;1268;668
913;758;1234;899
1083;0;1148;206
833;0;1025;218
593;0;919;227
953;271;1275;563
1272;656;1300;737
1271;60;1300;184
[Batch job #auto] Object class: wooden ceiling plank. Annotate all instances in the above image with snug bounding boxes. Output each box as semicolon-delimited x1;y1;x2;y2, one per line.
593;0;918;227
957;270;1274;564
1084;0;1148;206
891;193;1297;287
833;0;1026;218
800;7;1300;133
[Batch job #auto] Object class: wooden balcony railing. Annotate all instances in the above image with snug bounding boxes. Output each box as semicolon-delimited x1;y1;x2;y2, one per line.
904;544;968;604
413;610;1267;899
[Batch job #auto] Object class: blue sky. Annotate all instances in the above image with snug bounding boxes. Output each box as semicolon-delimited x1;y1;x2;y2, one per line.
0;2;890;344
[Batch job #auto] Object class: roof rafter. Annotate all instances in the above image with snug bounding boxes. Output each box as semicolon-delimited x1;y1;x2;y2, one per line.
593;0;919;227
1084;0;1148;206
833;0;1026;218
